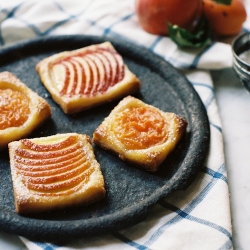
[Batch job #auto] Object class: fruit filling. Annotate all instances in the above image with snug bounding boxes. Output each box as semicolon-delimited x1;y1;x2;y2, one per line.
112;106;168;150
0;88;30;130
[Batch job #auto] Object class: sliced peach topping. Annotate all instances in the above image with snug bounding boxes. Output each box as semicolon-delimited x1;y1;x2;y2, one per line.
15;156;87;176
13;135;94;196
26;168;93;192
14;148;84;167
15;141;82;159
52;47;125;97
24;163;90;185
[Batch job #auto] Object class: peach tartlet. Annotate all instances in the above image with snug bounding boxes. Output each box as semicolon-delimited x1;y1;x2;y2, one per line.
93;96;187;172
0;72;51;151
36;42;140;114
8;133;106;214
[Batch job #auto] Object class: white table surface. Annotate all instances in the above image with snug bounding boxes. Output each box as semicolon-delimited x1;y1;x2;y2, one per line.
213;68;250;250
0;68;249;250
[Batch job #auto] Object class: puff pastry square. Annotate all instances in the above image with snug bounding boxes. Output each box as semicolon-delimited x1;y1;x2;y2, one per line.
93;96;188;172
0;72;51;151
36;42;141;114
8;133;106;214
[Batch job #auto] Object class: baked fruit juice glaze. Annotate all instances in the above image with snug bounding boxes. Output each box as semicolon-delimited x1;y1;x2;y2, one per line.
14;135;92;196
51;48;125;97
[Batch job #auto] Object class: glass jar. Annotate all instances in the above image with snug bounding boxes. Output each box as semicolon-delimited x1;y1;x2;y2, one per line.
232;32;250;92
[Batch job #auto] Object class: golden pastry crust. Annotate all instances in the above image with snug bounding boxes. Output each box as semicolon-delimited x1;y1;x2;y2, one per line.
8;133;106;214
0;72;51;151
36;42;141;114
93;96;188;172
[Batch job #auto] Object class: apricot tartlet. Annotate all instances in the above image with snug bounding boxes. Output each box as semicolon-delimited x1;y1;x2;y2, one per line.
93;96;188;172
36;42;141;114
8;133;106;214
0;72;51;151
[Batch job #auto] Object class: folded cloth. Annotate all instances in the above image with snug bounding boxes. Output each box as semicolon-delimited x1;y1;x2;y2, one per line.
0;0;240;249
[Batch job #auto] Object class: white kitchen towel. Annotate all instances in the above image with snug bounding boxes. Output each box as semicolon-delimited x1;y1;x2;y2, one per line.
0;0;244;249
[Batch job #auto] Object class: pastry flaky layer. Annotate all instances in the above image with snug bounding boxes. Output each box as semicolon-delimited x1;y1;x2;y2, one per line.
93;96;188;172
0;71;51;151
8;133;106;214
36;42;141;114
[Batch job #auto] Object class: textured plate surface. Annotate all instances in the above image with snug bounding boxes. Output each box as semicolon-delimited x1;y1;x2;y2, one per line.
0;35;210;242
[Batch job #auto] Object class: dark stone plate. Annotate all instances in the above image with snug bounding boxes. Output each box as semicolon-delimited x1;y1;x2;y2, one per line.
0;35;210;242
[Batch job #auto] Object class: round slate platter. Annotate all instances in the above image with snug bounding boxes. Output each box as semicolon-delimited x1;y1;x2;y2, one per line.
0;35;210;242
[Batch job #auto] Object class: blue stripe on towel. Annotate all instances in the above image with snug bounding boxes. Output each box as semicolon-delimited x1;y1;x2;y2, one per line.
191;81;215;109
160;202;232;241
0;0;96;43
210;122;223;133
149;36;164;51
53;0;94;17
202;166;228;184
219;239;233;250
33;242;60;250
112;232;147;250
103;13;134;36
190;42;216;69
0;3;23;45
